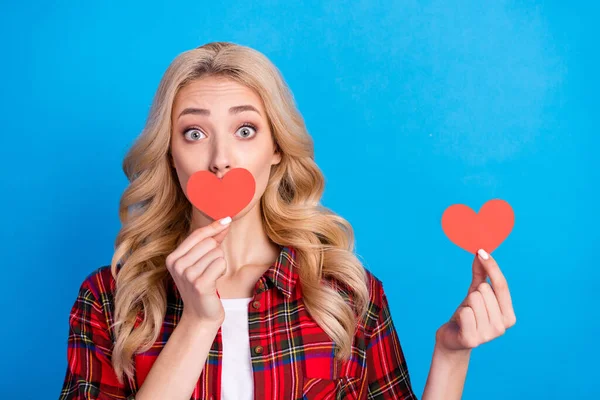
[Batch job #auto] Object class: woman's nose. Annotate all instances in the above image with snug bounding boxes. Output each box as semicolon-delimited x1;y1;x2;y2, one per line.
209;162;231;176
208;141;232;177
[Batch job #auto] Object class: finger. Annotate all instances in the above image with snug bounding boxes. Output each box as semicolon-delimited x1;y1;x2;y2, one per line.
465;290;488;332
196;257;228;293
476;249;517;327
174;237;219;271
477;282;505;337
455;306;478;348
166;217;232;266
468;252;487;294
175;222;230;270
183;245;225;283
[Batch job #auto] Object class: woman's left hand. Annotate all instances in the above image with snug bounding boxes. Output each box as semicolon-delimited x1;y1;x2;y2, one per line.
435;249;517;353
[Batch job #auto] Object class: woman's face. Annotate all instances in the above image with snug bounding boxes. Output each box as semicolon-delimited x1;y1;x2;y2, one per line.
170;76;281;221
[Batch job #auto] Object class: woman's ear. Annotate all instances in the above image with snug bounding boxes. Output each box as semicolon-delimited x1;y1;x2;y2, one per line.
272;143;282;165
272;149;282;166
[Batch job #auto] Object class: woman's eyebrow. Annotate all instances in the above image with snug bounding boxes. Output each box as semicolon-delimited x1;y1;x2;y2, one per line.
177;105;261;119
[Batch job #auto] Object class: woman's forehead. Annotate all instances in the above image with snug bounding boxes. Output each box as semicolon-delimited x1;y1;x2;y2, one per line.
173;78;264;116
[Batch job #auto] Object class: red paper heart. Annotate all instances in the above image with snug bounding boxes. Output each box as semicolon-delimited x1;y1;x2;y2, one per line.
441;199;514;254
186;168;256;220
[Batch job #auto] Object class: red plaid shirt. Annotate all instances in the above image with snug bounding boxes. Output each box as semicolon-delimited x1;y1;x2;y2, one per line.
59;245;417;399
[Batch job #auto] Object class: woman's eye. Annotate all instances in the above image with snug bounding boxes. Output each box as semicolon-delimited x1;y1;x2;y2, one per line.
236;123;257;139
182;124;257;141
183;128;206;141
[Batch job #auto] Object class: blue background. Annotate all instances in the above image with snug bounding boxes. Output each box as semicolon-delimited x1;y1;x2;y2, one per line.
1;1;597;399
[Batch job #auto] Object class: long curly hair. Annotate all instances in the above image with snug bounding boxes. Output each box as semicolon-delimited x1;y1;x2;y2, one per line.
109;41;370;384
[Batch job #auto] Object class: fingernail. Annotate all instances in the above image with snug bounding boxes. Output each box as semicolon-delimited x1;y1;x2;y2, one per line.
219;216;232;225
477;249;489;260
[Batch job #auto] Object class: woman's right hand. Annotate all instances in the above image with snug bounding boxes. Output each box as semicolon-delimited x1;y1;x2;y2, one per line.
165;216;232;329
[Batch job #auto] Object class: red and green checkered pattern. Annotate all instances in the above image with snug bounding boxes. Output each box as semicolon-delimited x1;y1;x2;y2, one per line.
59;246;416;399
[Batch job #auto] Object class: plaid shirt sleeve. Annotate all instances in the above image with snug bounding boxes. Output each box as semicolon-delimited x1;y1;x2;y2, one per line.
366;281;418;399
59;276;134;400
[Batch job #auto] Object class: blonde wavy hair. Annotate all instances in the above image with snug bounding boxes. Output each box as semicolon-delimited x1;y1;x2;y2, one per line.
109;41;370;384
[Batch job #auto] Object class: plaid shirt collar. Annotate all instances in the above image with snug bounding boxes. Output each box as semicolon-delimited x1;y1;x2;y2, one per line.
263;245;299;298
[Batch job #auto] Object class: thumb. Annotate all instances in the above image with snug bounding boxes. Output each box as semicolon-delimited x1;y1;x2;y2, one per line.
212;222;231;244
468;249;489;294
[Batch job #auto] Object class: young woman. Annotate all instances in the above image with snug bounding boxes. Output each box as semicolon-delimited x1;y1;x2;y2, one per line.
59;41;516;400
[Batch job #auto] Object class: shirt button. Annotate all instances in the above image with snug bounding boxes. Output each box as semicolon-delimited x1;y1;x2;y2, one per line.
252;300;260;309
254;345;264;354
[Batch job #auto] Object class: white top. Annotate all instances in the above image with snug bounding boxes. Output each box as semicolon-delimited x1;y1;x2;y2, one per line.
220;297;254;400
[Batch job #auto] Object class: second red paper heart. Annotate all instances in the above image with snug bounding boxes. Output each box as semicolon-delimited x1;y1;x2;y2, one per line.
441;199;514;254
186;168;256;221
